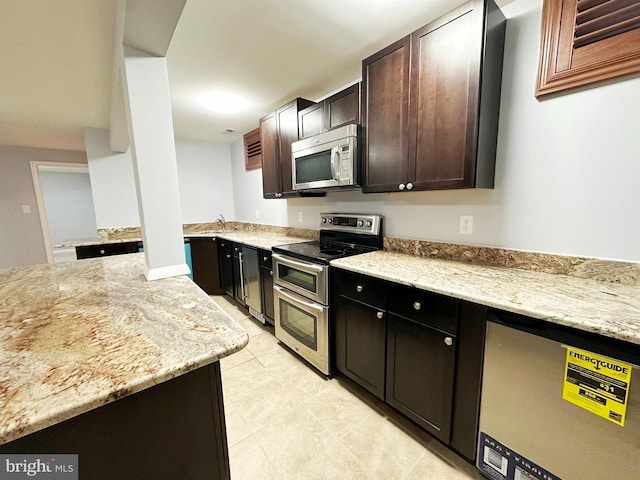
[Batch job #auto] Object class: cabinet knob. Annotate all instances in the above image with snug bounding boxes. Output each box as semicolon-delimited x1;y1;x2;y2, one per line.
263;256;268;261
398;183;405;191
413;301;421;311
226;254;231;259
100;249;105;255
406;182;414;190
269;271;273;276
212;238;216;242
376;311;384;319
356;285;363;293
444;337;453;346
221;243;225;247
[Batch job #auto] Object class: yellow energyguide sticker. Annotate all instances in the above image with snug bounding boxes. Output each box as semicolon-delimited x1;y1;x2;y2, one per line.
562;347;632;426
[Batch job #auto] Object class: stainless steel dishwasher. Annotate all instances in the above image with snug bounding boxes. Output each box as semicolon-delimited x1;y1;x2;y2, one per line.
478;310;640;480
239;245;263;322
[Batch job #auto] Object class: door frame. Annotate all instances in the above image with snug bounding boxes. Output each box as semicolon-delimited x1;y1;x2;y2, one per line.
30;161;91;264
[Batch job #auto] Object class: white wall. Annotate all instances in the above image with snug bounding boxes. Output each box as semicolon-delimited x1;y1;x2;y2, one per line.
85;128;236;228
85;127;140;229
230;0;640;263
0;146;87;268
176;139;235;223
230;139;288;226
39;170;98;244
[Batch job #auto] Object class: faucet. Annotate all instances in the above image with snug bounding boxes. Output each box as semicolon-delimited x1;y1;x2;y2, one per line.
216;214;226;231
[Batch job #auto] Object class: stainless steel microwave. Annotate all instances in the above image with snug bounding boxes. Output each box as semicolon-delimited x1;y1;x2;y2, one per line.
291;124;359;191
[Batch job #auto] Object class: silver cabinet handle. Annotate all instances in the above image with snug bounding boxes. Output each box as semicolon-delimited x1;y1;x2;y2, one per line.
413;301;421;311
100;249;106;255
444;337;453;346
398;183;405;191
356;285;363;292
376;311;384;319
238;251;246;300
406;182;414;190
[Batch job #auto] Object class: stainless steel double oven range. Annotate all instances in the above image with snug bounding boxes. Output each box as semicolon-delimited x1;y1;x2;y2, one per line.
272;213;383;375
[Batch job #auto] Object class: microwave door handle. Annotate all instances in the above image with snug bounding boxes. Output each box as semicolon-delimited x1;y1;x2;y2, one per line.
330;146;340;181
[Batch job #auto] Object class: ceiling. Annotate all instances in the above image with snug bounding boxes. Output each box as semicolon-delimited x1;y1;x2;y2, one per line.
0;0;511;151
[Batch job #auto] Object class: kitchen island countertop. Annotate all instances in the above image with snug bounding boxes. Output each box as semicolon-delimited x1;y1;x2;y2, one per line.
0;253;249;445
331;251;640;345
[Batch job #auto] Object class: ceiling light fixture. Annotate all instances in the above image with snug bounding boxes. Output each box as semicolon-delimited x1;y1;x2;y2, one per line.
199;92;248;114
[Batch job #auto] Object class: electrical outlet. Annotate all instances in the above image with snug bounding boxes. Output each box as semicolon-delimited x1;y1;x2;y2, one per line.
22;205;31;214
297;211;304;223
255;210;260;219
459;215;473;235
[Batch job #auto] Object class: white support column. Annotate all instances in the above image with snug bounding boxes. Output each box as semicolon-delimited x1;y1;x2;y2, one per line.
121;46;189;281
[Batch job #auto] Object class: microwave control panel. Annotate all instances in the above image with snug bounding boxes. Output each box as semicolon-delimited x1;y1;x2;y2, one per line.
339;145;352;182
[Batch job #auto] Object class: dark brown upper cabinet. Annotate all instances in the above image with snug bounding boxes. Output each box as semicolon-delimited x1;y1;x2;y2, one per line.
362;0;506;193
298;83;361;139
536;0;640;97
260;98;315;198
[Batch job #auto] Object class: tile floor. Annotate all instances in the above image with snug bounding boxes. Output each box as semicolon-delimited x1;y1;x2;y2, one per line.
214;295;483;480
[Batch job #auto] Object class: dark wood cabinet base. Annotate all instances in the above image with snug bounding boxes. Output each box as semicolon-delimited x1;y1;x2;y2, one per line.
1;363;230;480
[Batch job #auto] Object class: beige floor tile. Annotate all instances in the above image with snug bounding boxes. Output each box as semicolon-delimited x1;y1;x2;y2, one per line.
404;450;477;480
296;441;369;480
221;358;272;406
219;345;255;372
339;414;428;479
253;405;334;479
255;343;307;375
223;404;252;448
245;331;281;357
228;434;282;480
303;380;380;439
274;360;334;402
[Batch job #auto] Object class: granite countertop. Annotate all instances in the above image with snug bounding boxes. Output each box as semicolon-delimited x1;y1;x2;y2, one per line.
0;253;249;445
331;251;640;346
63;230;309;251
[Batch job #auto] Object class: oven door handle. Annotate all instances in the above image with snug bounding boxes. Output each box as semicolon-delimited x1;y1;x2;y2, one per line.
272;253;325;273
330;146;341;181
274;285;324;313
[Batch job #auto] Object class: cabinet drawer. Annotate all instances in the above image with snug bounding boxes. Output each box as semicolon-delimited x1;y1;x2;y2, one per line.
388;284;458;334
75;241;140;260
335;269;387;309
259;249;273;268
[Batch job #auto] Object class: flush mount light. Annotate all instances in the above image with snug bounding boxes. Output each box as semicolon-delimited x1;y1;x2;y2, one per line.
199;92;248;114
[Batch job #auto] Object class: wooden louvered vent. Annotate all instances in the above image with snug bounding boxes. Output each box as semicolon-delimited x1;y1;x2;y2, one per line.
243;127;262;171
574;0;640;48
536;0;640;97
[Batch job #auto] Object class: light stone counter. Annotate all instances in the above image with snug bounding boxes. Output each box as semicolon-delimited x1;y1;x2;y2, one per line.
331;251;640;345
0;253;249;444
206;231;310;250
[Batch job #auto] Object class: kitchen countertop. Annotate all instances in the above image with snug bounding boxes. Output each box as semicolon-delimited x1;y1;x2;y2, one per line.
0;253;249;445
331;251;640;346
64;230;309;251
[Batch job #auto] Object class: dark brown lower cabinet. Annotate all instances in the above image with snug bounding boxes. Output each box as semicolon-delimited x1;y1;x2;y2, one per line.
332;267;485;463
386;313;456;443
189;237;224;295
75;241;140;259
335;295;387;400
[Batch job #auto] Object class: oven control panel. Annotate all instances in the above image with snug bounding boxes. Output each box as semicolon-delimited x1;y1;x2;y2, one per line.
320;213;382;236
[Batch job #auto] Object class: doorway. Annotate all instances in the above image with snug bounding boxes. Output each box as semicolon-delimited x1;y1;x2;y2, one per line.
30;161;98;264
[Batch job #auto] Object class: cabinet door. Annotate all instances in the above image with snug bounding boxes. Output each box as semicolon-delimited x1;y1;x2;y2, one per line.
298;103;324;139
276;101;302;196
335;295;387;400
325;83;360;131
189;237;223;295
408;3;481;190
386;313;456;442
260;111;280;198
217;241;234;297
362;36;411;193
